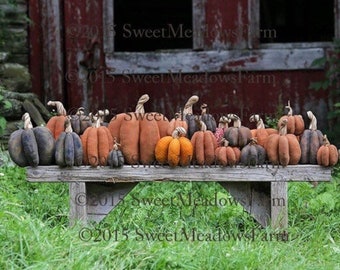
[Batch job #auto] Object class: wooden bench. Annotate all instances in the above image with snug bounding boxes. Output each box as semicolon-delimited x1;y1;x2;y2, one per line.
26;165;332;229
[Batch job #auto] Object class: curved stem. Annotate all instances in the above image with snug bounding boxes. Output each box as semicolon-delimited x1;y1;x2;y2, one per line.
22;113;33;129
286;100;293;116
200;103;207;115
172;126;187;138
135;94;150;114
322;134;330;146
307;111;317;131
183;95;199;118
279;118;288;135
218;116;230;129
227;114;241;128
65;116;73;133
47;101;67;116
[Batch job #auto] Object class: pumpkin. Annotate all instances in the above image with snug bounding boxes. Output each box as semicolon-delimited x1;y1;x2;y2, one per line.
107;94;169;165
299;111;324;164
55;117;83;167
224;114;252;148
249;114;278;148
155;127;193;167
183;95;200;139
265;118;301;166
278;100;304;136
69;107;92;134
200;103;217;133
167;109;188;136
8;113;55;167
46;100;67;140
81;115;114;167
214;116;230;144
317;135;338;167
214;138;241;167
191;118;218;165
107;138;125;168
240;138;266;166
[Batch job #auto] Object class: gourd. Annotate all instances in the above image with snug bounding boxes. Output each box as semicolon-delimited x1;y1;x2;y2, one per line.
214;138;240;167
249;114;278;148
200;103;217;133
55;117;83;167
155;127;193;167
70;107;91;134
107;138;125;168
317;135;338;167
183;95;200;139
299;111;323;164
277;100;304;136
167;109;188;136
107;94;169;165
265;118;301;166
224;114;252;148
8;113;55;167
240;138;266;166
214;116;230;144
81;115;114;167
46;100;67;139
190;118;218;165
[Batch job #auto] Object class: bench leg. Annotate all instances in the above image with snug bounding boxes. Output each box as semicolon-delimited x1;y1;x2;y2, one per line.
69;182;87;226
271;182;288;229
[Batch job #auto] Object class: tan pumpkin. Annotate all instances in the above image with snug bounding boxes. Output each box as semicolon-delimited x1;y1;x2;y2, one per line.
46;101;67;140
265;118;301;166
224;114;252;148
107;94;169;165
299;111;324;164
277;100;305;136
249;114;278;148
191;118;218;165
214;138;240;167
81;115;113;167
317;135;338;167
155;127;193;167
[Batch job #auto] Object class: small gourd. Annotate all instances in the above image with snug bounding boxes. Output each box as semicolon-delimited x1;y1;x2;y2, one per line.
8;113;55;167
55;117;83;167
224;114;252;148
249;114;278;148
155;127;193;167
107;138;125;168
69;107;92;134
240;138;266;167
299;111;323;164
277;100;304;136
46;100;67;140
214;138;241;167
167;109;188;136
317;135;338;167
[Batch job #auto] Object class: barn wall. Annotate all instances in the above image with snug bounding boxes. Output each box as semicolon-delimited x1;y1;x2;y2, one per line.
28;0;331;131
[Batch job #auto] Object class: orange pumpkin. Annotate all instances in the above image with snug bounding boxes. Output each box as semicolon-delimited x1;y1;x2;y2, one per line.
191;118;218;165
317;135;338;167
107;94;169;165
215;138;240;167
46;101;67;140
278;100;305;136
249;114;278;148
265;118;301;166
167;109;188;136
81;115;113;167
155;127;193;167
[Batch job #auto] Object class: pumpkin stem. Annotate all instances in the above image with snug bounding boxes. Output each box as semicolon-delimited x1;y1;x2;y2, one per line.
172;127;187;138
218;116;230;129
64;116;73;133
249;138;258;145
113;137;121;151
22;112;33;130
183;95;199;118
227;114;241;128
89;113;101;128
279;118;288;135
249;114;265;129
195;116;207;131
286;100;293;116
135;94;150;114
76;107;85;115
220;138;230;147
200;103;208;115
307;111;317;131
47;101;67;116
96;109;109;124
322;134;330;146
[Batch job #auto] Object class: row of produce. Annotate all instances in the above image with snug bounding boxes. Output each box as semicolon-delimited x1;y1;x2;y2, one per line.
8;94;339;168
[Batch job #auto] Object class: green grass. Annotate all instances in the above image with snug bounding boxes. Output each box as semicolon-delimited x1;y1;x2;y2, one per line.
0;161;339;270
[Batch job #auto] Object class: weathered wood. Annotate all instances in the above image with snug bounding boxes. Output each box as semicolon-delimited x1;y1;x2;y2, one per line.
193;0;205;50
104;48;325;75
271;182;288;229
26;165;332;183
102;0;114;56
86;183;137;223
69;182;87;226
